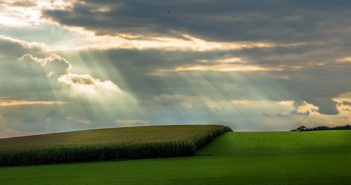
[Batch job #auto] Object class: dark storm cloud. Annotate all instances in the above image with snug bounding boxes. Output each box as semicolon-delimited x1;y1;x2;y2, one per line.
272;63;351;115
62;42;351;115
62;48;264;99
2;0;351;136
43;0;351;41
235;40;351;115
42;0;351;116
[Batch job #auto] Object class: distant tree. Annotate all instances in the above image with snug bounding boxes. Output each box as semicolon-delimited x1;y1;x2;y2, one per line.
295;126;307;131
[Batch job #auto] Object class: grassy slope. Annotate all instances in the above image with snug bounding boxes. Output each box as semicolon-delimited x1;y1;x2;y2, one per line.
0;131;350;185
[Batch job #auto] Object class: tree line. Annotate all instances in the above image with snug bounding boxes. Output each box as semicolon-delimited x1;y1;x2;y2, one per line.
291;124;351;131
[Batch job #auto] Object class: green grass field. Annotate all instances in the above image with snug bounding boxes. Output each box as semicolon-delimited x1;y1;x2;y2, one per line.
0;131;350;185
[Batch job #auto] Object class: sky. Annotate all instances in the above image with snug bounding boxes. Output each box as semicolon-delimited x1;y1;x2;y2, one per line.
0;0;351;137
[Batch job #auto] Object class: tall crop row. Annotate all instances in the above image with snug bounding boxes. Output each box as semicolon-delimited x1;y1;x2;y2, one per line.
0;125;232;166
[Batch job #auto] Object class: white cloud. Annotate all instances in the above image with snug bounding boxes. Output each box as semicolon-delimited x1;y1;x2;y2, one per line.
18;53;72;77
333;92;351;122
290;100;350;127
295;101;319;115
58;73;122;95
17;52;122;97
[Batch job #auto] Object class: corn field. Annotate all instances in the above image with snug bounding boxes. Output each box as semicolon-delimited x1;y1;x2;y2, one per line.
0;125;232;166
